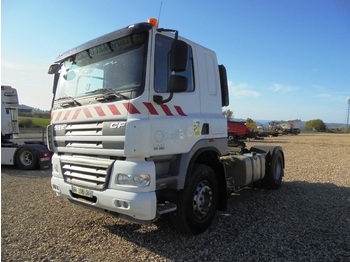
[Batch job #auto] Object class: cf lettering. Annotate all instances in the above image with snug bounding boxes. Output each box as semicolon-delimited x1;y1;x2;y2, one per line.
110;122;126;129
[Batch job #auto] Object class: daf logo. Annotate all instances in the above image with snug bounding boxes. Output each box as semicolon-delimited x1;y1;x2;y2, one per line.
54;124;66;131
110;122;126;129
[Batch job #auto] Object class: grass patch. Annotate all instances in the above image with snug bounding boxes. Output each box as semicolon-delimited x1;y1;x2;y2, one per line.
19;117;50;128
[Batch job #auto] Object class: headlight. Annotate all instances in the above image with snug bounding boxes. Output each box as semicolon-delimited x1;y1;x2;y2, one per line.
117;173;151;187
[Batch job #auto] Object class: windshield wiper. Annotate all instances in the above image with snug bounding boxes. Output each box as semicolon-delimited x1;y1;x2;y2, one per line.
55;96;81;108
95;92;129;102
88;88;129;102
86;88;114;95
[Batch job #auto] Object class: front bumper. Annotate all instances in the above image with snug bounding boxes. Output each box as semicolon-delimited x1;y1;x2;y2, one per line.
51;176;157;221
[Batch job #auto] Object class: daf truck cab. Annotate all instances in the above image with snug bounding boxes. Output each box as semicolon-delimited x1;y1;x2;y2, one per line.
48;19;284;234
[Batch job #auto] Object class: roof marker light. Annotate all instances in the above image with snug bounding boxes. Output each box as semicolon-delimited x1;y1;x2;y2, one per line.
148;18;158;28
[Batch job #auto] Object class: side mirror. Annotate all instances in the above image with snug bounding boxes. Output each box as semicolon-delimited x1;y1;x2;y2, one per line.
170;39;188;72
169;75;188;92
153;38;188;105
48;64;61;109
48;64;60;74
153;75;188;105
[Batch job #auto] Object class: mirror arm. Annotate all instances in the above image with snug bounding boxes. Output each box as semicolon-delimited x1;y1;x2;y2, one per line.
153;93;174;105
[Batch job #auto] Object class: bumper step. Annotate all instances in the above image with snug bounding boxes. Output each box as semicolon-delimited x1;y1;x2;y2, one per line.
157;202;177;215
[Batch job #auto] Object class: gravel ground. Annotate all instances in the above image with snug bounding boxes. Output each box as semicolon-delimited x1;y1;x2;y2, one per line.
1;133;350;261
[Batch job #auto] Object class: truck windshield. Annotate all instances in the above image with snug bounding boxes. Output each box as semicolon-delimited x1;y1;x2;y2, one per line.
55;32;148;101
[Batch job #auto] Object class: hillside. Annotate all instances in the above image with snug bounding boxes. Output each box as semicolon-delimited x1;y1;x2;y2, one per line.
19;104;50;113
232;118;346;129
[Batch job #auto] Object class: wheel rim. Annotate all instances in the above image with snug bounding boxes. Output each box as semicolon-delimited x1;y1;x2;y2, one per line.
193;181;213;219
20;151;33;166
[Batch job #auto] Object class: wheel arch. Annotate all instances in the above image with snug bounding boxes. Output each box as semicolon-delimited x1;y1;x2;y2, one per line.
191;149;228;211
177;139;228;211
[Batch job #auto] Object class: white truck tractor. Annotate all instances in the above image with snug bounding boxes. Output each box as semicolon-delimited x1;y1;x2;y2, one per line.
47;19;284;234
1;85;51;170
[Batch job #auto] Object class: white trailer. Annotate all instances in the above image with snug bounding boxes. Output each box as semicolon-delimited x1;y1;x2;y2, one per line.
47;19;284;234
1;85;51;170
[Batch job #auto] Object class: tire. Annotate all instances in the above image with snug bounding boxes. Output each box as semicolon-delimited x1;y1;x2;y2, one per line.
170;164;218;234
262;150;284;189
16;146;38;170
228;133;236;141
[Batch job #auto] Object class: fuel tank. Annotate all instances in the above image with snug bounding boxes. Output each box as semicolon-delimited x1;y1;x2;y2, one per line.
221;153;266;187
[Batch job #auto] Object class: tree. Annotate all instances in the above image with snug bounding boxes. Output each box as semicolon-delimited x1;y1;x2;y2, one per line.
222;109;233;120
305;119;327;132
246;118;254;123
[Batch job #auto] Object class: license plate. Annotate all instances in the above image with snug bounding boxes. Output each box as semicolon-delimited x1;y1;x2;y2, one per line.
72;185;93;198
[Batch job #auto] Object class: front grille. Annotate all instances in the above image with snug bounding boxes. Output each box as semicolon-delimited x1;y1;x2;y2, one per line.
53;120;126;155
65;122;103;136
52;120;126;188
60;155;115;190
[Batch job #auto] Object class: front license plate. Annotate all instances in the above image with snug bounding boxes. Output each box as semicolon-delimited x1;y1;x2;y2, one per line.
72;185;93;198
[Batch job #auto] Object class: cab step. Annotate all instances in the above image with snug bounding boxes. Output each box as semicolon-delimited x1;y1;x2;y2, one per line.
157;202;177;215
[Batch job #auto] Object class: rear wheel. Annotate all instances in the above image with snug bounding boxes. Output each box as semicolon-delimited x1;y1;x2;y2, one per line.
16;146;38;170
170;164;218;234
262;150;284;189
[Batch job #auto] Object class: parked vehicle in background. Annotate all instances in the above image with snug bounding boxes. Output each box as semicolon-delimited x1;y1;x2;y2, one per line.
261;120;301;137
1;85;51;170
227;121;259;140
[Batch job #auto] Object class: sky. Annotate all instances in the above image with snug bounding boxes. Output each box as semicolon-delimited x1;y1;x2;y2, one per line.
1;0;350;123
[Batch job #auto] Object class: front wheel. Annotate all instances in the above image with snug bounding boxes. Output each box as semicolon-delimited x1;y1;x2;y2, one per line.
170;164;218;234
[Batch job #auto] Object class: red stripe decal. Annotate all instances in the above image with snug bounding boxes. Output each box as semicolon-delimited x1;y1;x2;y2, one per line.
95;106;106;116
51;112;55;121
143;102;158;115
107;104;121;115
174;106;187;116
124;102;141;114
161;104;173;116
83;108;93;118
72;109;81;120
55;111;62;121
63;110;71;120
